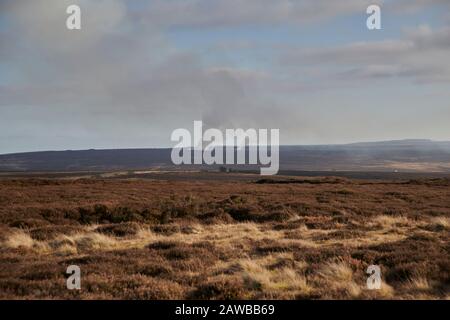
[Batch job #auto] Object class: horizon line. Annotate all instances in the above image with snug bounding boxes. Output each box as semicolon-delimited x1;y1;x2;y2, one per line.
2;138;450;156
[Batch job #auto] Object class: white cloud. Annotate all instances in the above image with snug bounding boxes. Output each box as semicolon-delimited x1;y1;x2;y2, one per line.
284;25;450;84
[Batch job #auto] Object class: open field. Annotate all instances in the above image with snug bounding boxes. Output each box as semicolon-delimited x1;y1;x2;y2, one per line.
0;173;449;299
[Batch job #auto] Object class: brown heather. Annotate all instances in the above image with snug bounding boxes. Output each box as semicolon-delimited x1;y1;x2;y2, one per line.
0;174;449;299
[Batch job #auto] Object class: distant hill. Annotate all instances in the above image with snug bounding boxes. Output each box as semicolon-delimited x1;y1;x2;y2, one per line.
1;140;450;172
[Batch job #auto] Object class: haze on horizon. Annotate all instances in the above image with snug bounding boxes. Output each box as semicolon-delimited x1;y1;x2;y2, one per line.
1;0;450;154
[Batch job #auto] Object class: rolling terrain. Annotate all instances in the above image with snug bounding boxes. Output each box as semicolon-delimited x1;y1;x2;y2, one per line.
2;140;450;173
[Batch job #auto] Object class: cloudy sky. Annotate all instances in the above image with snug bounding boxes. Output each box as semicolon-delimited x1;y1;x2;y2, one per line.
1;0;450;153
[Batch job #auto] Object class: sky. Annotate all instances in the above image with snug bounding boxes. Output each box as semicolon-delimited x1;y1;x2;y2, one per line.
1;0;450;154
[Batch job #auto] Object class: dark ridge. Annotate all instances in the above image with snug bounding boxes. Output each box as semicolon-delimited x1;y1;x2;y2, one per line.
1;140;450;173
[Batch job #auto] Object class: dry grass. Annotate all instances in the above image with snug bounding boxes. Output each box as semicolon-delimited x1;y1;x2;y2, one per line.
72;232;118;251
0;176;448;299
427;216;449;231
318;261;354;282
404;277;431;291
373;215;410;228
3;230;35;249
316;261;361;299
238;257;311;295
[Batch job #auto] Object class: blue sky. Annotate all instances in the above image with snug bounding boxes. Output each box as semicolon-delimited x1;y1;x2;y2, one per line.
1;0;450;153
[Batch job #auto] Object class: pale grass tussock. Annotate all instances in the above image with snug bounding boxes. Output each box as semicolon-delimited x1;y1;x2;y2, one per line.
55;243;78;256
428;216;449;230
317;260;362;298
220;255;312;295
363;281;395;299
318;261;353;282
373;215;410;228
269;268;310;293
3;230;35;249
72;232;118;250
1;226;121;254
403;276;431;291
49;234;76;249
18;231;119;253
2;230;51;253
